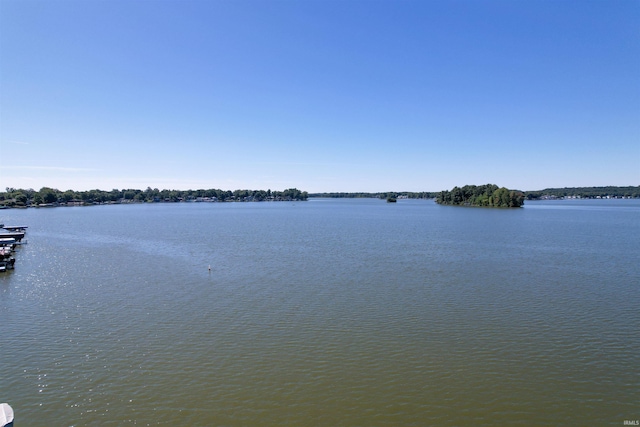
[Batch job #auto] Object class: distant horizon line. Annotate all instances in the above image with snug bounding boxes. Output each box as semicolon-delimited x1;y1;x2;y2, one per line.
3;184;639;194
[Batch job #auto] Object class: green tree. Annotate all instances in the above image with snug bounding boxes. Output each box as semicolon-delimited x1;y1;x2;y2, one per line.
62;190;77;202
39;187;59;204
15;192;29;205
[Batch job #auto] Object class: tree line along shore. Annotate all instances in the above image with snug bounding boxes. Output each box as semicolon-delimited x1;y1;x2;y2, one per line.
311;186;640;201
0;187;308;207
0;185;637;208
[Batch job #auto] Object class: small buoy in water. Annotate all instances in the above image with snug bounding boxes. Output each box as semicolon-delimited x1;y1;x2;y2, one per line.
208;265;211;272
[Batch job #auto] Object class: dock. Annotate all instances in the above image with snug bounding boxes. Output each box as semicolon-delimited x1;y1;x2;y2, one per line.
0;226;27;272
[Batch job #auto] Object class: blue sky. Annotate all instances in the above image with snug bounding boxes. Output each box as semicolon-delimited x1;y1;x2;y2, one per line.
1;0;638;193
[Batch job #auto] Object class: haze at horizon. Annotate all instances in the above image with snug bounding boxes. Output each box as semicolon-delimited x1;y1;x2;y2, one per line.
1;0;638;193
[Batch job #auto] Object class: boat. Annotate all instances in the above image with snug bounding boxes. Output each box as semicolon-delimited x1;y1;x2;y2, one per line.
0;258;15;271
0;248;13;259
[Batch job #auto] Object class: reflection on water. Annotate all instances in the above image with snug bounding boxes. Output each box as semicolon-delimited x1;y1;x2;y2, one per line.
1;199;639;426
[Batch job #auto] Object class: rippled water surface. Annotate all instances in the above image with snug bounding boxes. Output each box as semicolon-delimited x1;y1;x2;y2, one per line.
1;199;638;426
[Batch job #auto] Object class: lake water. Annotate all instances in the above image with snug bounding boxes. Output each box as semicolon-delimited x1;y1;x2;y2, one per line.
1;198;638;426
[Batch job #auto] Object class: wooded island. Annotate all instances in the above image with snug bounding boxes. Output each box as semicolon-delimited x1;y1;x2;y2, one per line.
436;184;525;208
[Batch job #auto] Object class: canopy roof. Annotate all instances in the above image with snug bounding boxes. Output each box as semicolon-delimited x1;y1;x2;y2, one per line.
0;403;13;426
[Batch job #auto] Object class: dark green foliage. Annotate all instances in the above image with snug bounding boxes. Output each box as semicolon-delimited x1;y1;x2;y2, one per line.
281;188;307;201
14;192;28;206
37;187;59;204
436;184;525;208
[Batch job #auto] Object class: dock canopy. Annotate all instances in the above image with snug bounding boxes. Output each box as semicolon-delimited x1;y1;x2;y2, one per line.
0;232;24;242
2;226;28;231
0;403;13;427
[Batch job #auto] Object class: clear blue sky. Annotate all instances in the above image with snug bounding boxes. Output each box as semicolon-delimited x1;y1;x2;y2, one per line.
1;0;638;193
